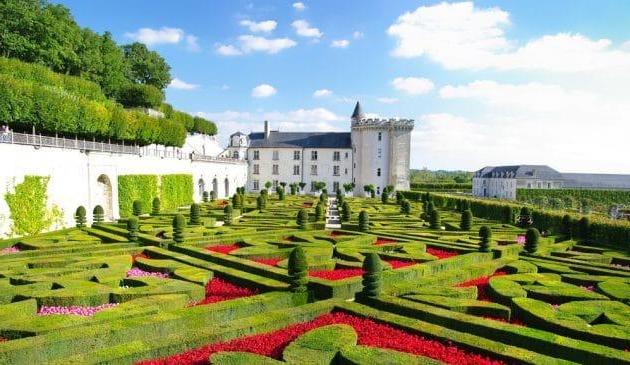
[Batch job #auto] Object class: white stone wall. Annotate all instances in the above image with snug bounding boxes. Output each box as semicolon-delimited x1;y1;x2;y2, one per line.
0;143;247;237
352;128;390;196
473;177;565;200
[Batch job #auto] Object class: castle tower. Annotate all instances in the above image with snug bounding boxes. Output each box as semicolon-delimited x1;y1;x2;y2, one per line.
351;102;414;196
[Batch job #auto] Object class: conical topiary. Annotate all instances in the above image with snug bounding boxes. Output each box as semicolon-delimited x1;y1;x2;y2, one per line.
202;191;209;203
503;206;514;224
75;206;87;228
578;217;590;241
460;210;473;230
92;205;104;223
358;210;369;232
190;203;201;225
341;201;351;222
479;225;492;252
315;203;324;221
400;199;411;215
151;197;161;216
361;253;382;297
381;190;389;204
132;200;143;217
429;209;441;229
172;214;185;243
232;194;242;209
297;209;308;229
560;214;572;239
288;247;308;292
210;191;216;201
223;204;234;225
256;195;264;212
525;228;540;254
127;216;139;242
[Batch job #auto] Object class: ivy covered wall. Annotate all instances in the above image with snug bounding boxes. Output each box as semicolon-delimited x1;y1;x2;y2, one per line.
118;174;193;217
4;176;63;236
160;174;194;211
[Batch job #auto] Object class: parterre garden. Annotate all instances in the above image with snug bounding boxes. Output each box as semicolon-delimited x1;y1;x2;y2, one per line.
0;190;628;365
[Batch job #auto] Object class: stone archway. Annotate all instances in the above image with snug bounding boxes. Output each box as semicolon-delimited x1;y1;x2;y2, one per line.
96;174;113;221
198;178;205;199
224;178;230;198
212;178;218;199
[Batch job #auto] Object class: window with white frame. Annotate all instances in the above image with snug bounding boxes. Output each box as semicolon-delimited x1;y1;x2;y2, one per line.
253;164;260;175
333;151;340;161
377;148;382;159
377;168;381;177
233;151;239;159
344;152;349;159
273;180;278;189
294;150;300;160
333;182;339;192
272;164;279;175
253;150;260;160
378;132;382;141
253;180;259;190
293;165;300;175
310;165;317;175
311;151;318;160
310;181;316;191
344;168;348;175
272;150;279;160
333;166;340;176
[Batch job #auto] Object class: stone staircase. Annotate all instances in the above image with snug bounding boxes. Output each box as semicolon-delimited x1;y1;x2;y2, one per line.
325;197;341;229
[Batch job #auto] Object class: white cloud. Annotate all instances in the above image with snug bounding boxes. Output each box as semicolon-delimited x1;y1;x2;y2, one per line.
216;36;296;56
168;78;199;90
185;35;200;52
124;27;184;46
292;20;322;38
387;2;630;72
377;97;398;104
353;31;364;39
313;89;332;98
292;2;306;11
392;77;434;95
239;20;277;33
331;39;350;48
251;84;277;98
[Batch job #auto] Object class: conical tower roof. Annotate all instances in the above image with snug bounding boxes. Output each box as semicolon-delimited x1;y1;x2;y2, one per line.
351;101;364;121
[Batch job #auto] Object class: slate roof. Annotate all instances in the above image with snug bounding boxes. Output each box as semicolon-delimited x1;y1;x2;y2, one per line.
351;101;365;120
249;131;352;149
475;165;563;179
562;173;630;190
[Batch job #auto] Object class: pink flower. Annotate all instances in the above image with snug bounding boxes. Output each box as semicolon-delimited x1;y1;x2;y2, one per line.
126;267;170;279
516;235;526;244
1;246;19;254
38;303;118;317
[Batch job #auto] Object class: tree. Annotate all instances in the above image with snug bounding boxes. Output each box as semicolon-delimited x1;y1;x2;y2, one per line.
132;200;143;216
460;210;473;230
429;209;441;229
361;253;382;297
298;182;307;193
315;203;324;221
232;193;242;209
122;42;171;90
518;207;532;228
75;206;86;227
288;247;308;293
223;204;233;226
277;186;285;200
256;195;264;212
525;228;540;253
297;209;308;229
92;205;104;223
381;189;389;204
401;199;411;215
363;185;375;198
289;183;298;195
172;214;185;243
341;201;351;222
313;181;326;193
190;203;201;225
151;197;161;215
343;183;354;194
127;216;139;242
358;210;369;232
479;226;492;252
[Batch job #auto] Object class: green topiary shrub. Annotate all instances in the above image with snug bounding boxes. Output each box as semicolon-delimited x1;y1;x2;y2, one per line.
132;200;143;217
288;247;308;293
290;183;297;195
525;228;540;253
429;209;441;229
560;214;572;239
297;209;308;230
232;194;242;209
4;176;63;236
256;196;264;212
395;191;403;205
381;190;389;204
400;199;411;215
126;216;139;242
361;253;382;297
578;217;590;241
118;84;163;108
202;191;209;203
519;207;532;227
210;191;216;201
503;206;515;224
341;202;351;222
358;211;369;232
315;204;324;221
190;203;201;225
151;197;161;216
75;206;87;228
118;175;158;217
223;204;234;226
479;225;492;252
92;205;104;223
278;188;285;201
460;210;473;230
159;174;193;211
172;214;185;243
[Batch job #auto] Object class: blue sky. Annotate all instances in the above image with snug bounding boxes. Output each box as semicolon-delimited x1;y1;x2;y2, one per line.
57;1;630;173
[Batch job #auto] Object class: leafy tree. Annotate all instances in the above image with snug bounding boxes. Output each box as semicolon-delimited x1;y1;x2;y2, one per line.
223;204;233;226
313;181;326;193
429;209;441;229
172;214;185;243
343;183;354;194
74;206;86;227
122;42;171;90
297;209;308;229
479;226;492;252
288;247;308;293
127;216;139;242
358;210;369;232
92;205;104;223
151;197;161;215
363;185;375;198
132;200;143;216
289;183;298;195
361;253;382;297
265;181;272;190
400;199;411;215
525;228;540;254
341;201;351;222
190;203;201;225
118;84;163;108
298;182;307;192
460;210;473;230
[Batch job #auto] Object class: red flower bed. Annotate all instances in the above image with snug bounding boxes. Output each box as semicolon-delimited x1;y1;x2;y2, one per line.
131;252;149;263
456;271;507;302
309;268;364;280
374;237;398;245
329;230;348;237
384;259;416;269
426;247;459;259
301;202;313;208
206;244;240;255
252;258;283;267
193;277;257;306
138;311;504;365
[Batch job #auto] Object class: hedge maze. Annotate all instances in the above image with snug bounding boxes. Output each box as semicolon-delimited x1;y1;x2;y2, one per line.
0;192;628;364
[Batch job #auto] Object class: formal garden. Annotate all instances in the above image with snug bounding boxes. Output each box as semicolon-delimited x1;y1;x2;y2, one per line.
0;188;628;364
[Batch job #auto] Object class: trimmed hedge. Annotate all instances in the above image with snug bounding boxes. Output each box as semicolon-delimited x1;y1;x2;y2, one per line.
118;175;158;217
159;174;193;211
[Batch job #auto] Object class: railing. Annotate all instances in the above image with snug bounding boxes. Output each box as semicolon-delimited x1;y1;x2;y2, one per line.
0;131;243;163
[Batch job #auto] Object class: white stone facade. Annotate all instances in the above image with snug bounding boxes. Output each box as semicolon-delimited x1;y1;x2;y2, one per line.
472;165;565;200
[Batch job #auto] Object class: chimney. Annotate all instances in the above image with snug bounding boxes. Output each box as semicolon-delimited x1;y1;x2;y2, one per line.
264;120;270;139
